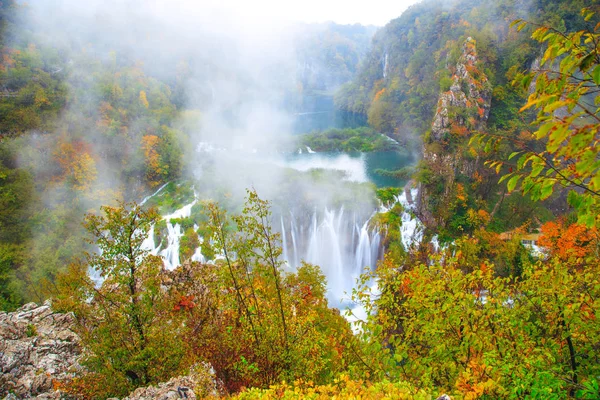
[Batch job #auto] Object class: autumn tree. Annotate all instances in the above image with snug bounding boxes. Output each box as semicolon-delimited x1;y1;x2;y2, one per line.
193;190;357;392
354;238;600;398
53;203;190;398
537;219;599;265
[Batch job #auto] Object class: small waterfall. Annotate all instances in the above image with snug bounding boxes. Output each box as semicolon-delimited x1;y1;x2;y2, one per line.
354;221;373;274
140;182;169;205
395;188;423;250
290;212;299;267
141;199;199;270
382;52;389;78
280;216;289;266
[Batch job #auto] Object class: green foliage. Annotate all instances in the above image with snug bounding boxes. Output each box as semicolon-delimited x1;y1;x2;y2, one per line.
374;166;414;180
298;127;399;152
477;8;600;228
195;190;359;392
179;226;199;262
375;186;401;206
233;375;432;399
0;43;67;137
53;203;190;398
372;202;406;262
144;181;195;214
355;242;600;398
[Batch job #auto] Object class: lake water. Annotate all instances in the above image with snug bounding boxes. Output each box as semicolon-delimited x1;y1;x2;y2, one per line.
289;93;414;188
281;150;415;188
293;93;366;134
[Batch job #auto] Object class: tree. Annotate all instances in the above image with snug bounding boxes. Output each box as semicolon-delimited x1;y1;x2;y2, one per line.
485;8;600;227
53;203;190;398
354;239;600;398
194;190;357;392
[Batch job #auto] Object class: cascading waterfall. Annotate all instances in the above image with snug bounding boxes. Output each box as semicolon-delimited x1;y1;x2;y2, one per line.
141;200;202;269
382;52;389;78
277;207;381;305
140;188;422;309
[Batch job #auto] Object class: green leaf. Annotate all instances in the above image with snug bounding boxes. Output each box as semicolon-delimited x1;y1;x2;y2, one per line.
567;190;583;209
508;151;522;160
498;173;513;184
496;162;503;174
592;65;600;85
531;161;544;178
535;121;554;139
507;175;521;192
580;53;595;72
540;180;555;200
510;19;523;28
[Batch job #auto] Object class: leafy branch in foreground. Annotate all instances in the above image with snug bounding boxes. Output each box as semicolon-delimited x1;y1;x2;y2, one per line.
473;8;600;227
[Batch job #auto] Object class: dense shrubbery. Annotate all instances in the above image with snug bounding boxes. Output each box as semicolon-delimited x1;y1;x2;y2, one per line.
53;192;361;397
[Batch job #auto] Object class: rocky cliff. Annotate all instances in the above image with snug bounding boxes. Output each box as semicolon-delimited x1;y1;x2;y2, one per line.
417;37;492;229
0;301;82;399
429;37;491;142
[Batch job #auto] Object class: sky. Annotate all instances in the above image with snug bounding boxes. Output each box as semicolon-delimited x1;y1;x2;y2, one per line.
183;0;423;26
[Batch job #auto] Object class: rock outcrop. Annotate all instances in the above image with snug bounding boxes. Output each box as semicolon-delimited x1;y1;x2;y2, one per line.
430;37;491;142
0;301;82;399
121;364;222;400
417;37;492;228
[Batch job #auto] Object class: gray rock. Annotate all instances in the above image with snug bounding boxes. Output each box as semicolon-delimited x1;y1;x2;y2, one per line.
122;364;222;400
0;301;82;399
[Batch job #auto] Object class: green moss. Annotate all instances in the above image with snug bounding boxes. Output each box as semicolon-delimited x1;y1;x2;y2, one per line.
25;323;37;337
170;216;195;231
376;187;401;205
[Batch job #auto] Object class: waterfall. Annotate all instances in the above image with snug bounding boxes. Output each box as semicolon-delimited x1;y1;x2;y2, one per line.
395;188;423;250
278;206;381;305
290;211;299;267
383;52;389;78
140;182;169;205
140;191;423;308
141;199;198;270
280;216;289;266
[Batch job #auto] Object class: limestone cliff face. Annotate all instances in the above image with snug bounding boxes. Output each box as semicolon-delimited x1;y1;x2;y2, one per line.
417;37;492;229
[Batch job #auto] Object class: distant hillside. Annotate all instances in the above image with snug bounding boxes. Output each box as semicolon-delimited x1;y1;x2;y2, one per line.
334;0;590;142
294;22;377;94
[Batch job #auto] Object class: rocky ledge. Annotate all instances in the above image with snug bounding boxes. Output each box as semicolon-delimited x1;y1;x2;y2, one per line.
1;301;220;400
0;301;82;399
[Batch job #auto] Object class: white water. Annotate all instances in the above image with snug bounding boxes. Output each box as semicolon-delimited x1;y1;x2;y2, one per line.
139;186;424;309
141;199;200;270
383;52;389;78
277;207;381;305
